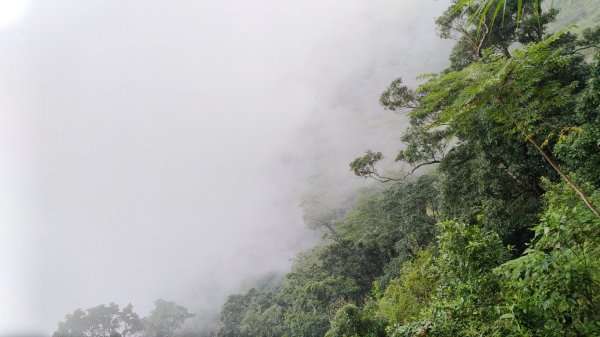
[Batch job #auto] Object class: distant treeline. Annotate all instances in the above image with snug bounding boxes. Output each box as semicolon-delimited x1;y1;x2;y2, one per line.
53;299;195;337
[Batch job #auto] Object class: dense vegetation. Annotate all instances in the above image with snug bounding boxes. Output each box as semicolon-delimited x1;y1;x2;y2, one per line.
53;1;600;336
216;1;600;337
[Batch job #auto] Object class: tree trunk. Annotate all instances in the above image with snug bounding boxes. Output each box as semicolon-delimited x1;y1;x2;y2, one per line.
527;137;600;218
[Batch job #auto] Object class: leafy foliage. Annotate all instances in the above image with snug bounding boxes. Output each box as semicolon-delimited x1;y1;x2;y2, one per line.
387;221;510;337
325;304;386;337
54;303;144;337
218;276;285;337
375;250;437;326
337;175;439;272
350;151;394;182
437;0;558;70
494;181;600;336
54;301;193;337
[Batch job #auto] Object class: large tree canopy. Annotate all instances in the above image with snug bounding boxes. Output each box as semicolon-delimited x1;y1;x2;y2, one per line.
54;303;143;337
54;301;193;337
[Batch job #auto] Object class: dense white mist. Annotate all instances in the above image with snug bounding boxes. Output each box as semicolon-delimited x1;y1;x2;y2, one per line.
0;0;452;335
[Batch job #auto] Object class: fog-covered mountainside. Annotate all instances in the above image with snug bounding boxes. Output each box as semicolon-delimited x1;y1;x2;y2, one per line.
208;1;600;337
47;1;600;337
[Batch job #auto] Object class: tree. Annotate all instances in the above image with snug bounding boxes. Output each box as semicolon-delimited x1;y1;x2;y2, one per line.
354;6;600;255
144;299;195;337
325;304;386;337
239;304;286;337
318;240;386;301
433;0;559;71
280;249;359;337
415;30;600;217
217;275;284;337
54;303;143;337
120;304;145;337
218;293;254;337
449;0;559;36
355;0;560;179
334;175;440;288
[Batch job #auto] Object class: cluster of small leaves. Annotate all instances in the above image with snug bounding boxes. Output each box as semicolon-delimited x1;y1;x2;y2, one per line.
350;151;385;180
379;78;418;111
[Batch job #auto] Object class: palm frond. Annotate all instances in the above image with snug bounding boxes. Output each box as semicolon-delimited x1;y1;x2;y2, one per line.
453;0;532;27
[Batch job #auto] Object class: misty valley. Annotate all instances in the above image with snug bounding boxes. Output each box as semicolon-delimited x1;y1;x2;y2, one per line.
3;0;600;337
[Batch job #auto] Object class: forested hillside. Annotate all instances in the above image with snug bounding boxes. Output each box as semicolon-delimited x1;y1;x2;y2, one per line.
214;1;600;337
50;1;600;336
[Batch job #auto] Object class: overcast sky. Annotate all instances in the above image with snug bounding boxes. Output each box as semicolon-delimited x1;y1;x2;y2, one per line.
0;0;452;335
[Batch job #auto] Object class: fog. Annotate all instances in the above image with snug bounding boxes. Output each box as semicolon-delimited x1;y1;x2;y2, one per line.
0;0;452;335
